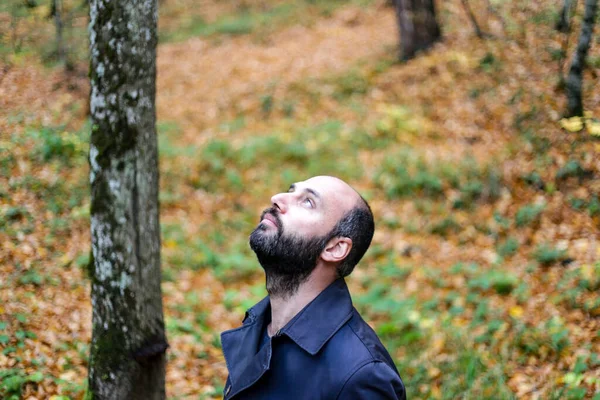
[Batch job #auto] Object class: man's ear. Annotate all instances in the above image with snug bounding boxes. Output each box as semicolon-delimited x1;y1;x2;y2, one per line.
321;237;352;263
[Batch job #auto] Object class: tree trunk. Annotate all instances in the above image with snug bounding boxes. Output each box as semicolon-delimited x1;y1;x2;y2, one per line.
565;0;598;117
395;0;441;61
556;0;577;32
88;0;167;398
52;0;65;64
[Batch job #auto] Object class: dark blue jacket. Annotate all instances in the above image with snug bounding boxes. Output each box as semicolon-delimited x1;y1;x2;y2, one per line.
221;279;406;399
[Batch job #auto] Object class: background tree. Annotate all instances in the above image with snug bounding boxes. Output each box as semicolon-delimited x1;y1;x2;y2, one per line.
565;0;598;117
49;0;65;65
88;0;167;397
556;0;578;32
394;0;441;60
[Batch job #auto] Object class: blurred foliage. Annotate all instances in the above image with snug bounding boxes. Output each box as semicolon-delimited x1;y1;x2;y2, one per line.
2;0;600;398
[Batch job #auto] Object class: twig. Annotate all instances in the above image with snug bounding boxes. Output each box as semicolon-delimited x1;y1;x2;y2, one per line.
460;0;489;39
483;0;508;37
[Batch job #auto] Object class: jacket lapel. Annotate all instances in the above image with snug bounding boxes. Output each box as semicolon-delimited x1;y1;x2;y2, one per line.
221;297;272;398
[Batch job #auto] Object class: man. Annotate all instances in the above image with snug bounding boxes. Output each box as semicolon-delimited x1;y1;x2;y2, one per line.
221;176;406;399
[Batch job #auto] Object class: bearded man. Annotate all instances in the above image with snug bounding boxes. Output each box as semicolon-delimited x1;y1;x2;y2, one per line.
220;176;406;400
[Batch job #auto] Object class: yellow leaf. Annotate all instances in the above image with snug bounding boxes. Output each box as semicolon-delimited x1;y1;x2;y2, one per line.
586;120;600;136
164;239;178;249
560;117;584;132
60;254;73;267
509;306;524;318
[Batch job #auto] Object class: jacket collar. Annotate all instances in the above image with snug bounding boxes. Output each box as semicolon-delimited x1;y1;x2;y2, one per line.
279;278;354;355
220;278;354;397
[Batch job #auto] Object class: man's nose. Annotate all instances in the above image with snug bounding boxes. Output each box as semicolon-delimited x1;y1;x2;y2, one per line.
271;192;289;212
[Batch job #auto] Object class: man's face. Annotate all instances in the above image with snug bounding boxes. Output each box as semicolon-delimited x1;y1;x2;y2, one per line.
256;176;357;239
249;176;358;297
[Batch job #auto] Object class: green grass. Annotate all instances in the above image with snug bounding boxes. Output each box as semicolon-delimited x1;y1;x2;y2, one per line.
185;120;365;194
534;243;568;266
160;0;373;43
0;369;45;399
374;150;502;208
556;159;588;181
355;266;516;399
496;237;519;258
515;203;544;227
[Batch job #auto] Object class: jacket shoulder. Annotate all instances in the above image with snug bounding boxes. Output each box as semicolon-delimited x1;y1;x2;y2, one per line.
322;309;404;399
346;309;398;368
336;361;406;400
321;309;398;373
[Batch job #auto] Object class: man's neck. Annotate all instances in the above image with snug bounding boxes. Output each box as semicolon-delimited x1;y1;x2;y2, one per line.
267;273;336;337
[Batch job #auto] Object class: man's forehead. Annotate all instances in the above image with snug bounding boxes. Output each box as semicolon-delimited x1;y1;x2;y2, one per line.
292;176;358;206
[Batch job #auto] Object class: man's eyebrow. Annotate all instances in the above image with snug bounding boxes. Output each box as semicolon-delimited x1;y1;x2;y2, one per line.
288;184;321;200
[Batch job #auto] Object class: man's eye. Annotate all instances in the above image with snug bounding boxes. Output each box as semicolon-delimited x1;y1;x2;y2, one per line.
303;198;314;208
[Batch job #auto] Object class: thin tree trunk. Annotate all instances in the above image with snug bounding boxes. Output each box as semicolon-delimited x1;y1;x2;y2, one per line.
395;0;441;61
556;0;578;32
10;6;19;52
461;0;484;38
52;0;65;63
565;0;598;117
88;0;167;397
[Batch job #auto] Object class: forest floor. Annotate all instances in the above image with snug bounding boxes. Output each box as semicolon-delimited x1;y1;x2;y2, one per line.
1;0;599;399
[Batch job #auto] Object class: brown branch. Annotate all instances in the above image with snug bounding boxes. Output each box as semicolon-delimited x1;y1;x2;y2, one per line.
460;0;489;39
483;0;507;36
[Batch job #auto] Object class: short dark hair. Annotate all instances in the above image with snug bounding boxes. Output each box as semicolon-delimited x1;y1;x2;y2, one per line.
328;196;374;278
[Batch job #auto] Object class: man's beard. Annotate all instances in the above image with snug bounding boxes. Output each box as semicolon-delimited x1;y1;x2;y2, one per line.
249;207;329;299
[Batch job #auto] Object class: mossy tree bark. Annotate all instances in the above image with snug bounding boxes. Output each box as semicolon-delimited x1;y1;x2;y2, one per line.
88;0;167;398
565;0;598;117
394;0;441;61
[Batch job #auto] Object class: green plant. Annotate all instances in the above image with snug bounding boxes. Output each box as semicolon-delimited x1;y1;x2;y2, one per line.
522;171;545;189
468;270;518;295
515;317;570;358
375;151;501;204
515;203;544;227
332;70;369;100
0;369;44;399
534;244;567;266
0;206;31;229
429;217;461;237
30;126;87;164
569;196;600;217
260;94;274;116
556;160;588;181
496;237;519;258
18;268;44;286
479;52;500;73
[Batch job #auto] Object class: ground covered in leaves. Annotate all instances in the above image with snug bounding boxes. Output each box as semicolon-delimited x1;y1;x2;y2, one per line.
1;0;599;398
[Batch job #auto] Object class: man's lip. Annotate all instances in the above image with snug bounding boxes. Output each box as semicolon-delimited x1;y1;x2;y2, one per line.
262;213;278;228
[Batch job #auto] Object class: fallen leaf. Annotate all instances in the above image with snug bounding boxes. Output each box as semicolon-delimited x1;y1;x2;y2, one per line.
560;116;584;132
509;306;524;318
586;120;600;137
